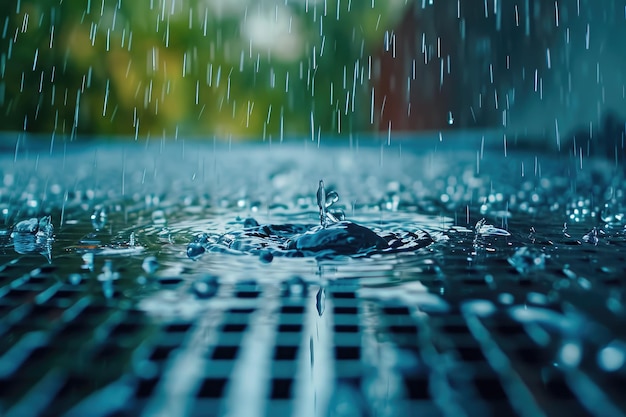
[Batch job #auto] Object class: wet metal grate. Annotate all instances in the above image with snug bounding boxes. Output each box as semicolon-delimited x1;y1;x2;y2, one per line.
1;139;626;417
0;261;624;417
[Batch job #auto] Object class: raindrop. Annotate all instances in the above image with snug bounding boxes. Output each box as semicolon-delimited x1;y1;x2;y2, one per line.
187;233;209;259
582;227;599;245
98;259;120;282
151;210;167;225
282;276;307;297
559;341;582;367
68;273;82;286
259;250;273;263
192;275;219;299
142;256;158;274
508;247;546;275
598;342;626;372
91;206;107;231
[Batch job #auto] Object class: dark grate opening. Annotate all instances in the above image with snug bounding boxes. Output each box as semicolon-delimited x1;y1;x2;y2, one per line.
273;346;299;360
403;377;431;399
197;378;228;398
335;346;361;360
280;305;305;314
221;323;248;333
333;306;359;315
277;324;302;333
270;378;294;399
474;378;508;400
135;377;160;398
334;324;360;333
211;346;240;360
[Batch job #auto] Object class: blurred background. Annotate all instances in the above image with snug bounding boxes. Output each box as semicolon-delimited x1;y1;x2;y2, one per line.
0;0;625;141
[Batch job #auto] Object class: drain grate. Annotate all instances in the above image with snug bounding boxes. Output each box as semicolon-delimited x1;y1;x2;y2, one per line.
1;257;625;417
1;139;626;417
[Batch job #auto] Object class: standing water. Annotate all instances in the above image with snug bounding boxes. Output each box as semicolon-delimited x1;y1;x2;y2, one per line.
2;0;626;416
0;135;625;417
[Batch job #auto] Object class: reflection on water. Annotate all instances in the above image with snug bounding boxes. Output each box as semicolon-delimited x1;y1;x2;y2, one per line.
1;137;626;416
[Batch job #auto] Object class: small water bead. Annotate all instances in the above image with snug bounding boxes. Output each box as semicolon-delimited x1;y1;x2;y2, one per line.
559;341;583;367
68;273;82;285
91;206;107;231
187;233;210;259
11;216;54;261
13;216;53;235
461;299;496;317
498;293;515;305
243;217;259;228
582;227;600;245
282;276;307;296
508;247;546;275
82;252;95;271
259;250;274;263
102;279;115;299
325;191;339;208
598;342;626;372
192;275;219;299
152;210;167;225
317;180;342;228
98;259;120;282
142;256;158;274
186;243;205;259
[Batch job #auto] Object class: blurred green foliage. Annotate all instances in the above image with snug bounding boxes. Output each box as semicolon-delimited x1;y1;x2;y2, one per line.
0;0;405;139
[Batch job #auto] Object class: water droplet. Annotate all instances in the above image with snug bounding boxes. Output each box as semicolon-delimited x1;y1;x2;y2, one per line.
562;223;571;238
582;227;599;245
142;256;158;274
68;273;82;285
187;242;205;259
508;247;546;275
324;190;339;208
151;210;167;225
559;341;582;367
91;206;107;231
498;293;515;305
11;216;53;261
461;299;496;317
598;342;626;372
243;217;259;228
282;276;307;296
259;250;273;263
102;279;114;299
81;252;94;271
187;233;209;259
98;259;119;281
192;275;219;299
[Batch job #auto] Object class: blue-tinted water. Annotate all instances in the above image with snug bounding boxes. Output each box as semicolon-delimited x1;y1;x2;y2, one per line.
1;134;625;416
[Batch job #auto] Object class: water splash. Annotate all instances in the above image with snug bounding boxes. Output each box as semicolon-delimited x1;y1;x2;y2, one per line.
186;180;434;261
317;179;343;227
582;227;600;245
508;247;546;275
11;215;54;262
